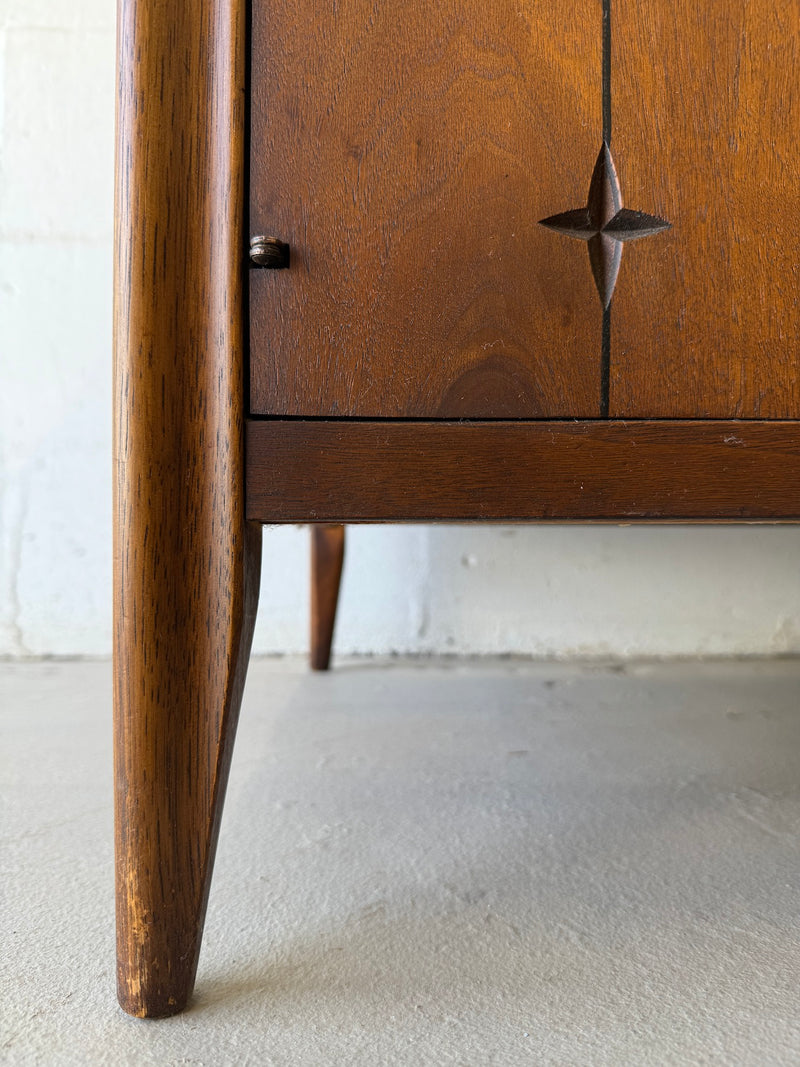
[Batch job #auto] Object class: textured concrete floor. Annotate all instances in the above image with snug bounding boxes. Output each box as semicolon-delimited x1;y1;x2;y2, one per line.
2;658;800;1066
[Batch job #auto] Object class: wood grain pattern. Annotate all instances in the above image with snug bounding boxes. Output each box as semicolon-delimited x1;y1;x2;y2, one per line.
249;0;604;418
246;419;800;523
611;0;800;417
310;525;346;671
113;0;260;1018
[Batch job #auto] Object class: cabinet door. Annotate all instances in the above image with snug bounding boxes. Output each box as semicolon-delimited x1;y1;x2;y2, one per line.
611;0;800;418
249;0;603;417
249;0;800;419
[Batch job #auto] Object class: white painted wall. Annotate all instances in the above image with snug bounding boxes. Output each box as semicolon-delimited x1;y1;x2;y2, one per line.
2;0;800;660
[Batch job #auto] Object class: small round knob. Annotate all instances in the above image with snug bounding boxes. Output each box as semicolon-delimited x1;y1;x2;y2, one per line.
249;236;290;269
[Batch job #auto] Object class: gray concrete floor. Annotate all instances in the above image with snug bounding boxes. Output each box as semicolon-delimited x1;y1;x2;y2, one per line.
2;658;800;1066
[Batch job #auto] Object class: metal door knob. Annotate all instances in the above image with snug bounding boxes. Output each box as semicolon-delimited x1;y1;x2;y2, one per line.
249;236;290;269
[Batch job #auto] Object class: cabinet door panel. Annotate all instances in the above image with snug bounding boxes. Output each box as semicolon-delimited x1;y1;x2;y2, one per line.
250;1;602;418
612;0;800;417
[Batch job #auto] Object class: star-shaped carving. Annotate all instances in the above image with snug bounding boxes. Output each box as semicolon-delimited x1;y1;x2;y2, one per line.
539;142;671;308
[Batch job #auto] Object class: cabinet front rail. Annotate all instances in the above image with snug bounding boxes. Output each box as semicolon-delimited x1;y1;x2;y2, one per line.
246;419;800;524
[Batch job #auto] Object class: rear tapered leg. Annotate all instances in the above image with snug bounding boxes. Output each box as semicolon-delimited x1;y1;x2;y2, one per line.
310;524;345;670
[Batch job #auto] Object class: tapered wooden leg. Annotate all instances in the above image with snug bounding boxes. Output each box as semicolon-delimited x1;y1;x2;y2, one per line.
113;0;254;1017
113;525;261;1018
310;524;345;670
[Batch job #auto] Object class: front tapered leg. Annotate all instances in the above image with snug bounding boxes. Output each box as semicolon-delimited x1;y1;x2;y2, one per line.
114;524;261;1017
113;0;254;1017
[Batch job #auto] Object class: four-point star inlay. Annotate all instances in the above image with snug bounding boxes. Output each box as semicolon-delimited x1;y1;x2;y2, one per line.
539;142;671;308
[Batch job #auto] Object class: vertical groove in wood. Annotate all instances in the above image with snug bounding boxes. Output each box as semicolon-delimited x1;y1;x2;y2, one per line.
310;525;346;671
602;0;612;144
113;0;259;1018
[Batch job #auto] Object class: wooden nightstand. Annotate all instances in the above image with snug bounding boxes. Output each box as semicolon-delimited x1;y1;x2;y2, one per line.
113;0;800;1016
